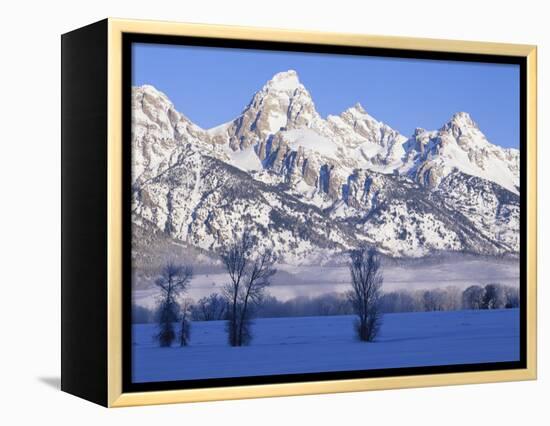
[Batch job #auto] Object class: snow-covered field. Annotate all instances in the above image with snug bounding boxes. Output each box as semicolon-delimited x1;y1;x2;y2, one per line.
132;308;519;383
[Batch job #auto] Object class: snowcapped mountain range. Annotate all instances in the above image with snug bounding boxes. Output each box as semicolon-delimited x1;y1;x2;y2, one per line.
131;70;520;263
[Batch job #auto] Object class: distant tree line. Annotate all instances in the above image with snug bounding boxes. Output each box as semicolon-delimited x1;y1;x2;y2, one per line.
379;283;519;313
134;282;519;325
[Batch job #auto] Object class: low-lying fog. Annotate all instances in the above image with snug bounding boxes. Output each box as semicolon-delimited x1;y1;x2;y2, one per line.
133;255;519;308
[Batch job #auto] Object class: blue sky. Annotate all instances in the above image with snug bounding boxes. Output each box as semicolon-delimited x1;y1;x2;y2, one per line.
132;43;520;149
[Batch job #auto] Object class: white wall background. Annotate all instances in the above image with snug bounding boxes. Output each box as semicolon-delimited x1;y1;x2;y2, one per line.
0;0;546;424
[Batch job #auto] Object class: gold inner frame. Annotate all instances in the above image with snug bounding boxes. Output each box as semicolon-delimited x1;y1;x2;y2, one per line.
106;18;537;407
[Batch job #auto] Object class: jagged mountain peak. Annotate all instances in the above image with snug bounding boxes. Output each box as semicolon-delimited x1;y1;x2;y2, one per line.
339;103;389;129
341;102;370;118
133;84;177;110
349;102;366;113
400;112;519;194
265;69;302;92
132;84;202;132
136;83;167;96
333;103;404;157
442;111;479;132
225;70;321;148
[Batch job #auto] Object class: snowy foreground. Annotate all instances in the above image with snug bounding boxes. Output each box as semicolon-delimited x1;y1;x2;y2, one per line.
132;309;519;383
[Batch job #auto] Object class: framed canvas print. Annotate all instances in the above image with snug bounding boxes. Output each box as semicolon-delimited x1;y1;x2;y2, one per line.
61;18;537;407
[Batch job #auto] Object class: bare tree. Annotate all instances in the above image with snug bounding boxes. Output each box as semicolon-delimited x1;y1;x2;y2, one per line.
348;246;383;342
221;231;253;346
221;231;276;346
154;262;193;347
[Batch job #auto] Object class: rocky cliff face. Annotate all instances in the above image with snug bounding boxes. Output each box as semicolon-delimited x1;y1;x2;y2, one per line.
130;71;520;262
132;147;359;264
216;70;326;150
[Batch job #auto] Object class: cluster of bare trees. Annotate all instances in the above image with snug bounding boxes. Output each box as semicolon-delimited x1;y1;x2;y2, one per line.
378;284;519;313
151;231;276;348
154;262;193;347
462;283;519;310
190;293;227;321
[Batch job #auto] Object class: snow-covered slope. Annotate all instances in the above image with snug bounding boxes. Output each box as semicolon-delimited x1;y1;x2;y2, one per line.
436;171;520;252
132;147;358;264
333;170;516;257
400;112;519;194
130;71;521;260
326;103;408;171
